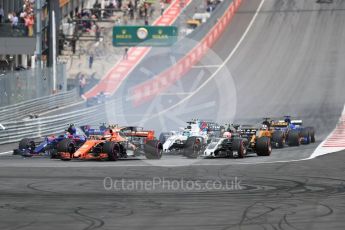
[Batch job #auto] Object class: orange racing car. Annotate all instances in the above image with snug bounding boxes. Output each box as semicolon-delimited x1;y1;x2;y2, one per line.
57;125;163;161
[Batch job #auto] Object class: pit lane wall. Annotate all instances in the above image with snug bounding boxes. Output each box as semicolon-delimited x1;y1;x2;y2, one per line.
131;0;243;106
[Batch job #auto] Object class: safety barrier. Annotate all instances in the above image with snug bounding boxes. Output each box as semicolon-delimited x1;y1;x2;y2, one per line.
0;89;80;123
130;0;243;106
0;101;108;145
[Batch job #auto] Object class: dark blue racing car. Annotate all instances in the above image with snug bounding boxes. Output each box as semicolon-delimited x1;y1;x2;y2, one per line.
13;124;87;158
263;116;315;148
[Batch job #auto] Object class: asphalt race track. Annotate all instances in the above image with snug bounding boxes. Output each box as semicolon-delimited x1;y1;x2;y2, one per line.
1;0;345;229
0;151;345;229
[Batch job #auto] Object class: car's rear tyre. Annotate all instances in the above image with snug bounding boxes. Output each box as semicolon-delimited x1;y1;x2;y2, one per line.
256;136;272;156
103;142;119;161
144;140;163;159
49;149;59;159
288;130;301;146
183;137;202;159
306;127;315;143
232;138;246;158
13;149;23;155
57;139;76;161
300;128;311;144
272;130;285;148
18;138;35;152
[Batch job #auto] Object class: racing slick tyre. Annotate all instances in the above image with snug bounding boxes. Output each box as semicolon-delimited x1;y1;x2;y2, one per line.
232;138;246;158
49;149;59;159
256;137;272;156
13;149;23;155
306;127;316;143
288;130;301;146
183;137;202;159
144;140;163;159
272;131;285;148
103;142;120;161
57;139;76;161
300;128;311;144
18;138;35;152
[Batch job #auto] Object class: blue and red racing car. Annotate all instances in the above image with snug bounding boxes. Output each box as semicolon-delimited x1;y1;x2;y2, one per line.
263;116;315;148
13;124;87;158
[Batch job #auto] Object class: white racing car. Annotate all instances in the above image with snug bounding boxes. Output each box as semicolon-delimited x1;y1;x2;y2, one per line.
162;119;223;158
203;131;247;158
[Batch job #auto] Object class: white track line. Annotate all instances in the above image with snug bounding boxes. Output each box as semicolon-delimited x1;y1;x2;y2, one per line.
192;65;221;68
0;151;12;156
158;92;193;96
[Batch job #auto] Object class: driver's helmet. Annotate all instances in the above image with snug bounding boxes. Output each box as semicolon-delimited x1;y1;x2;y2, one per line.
284;117;291;124
47;136;55;141
261;124;268;130
183;131;191;137
100;124;107;131
262;120;271;128
67;125;77;135
223;131;232;139
201;122;208;129
64;132;72;138
103;129;113;136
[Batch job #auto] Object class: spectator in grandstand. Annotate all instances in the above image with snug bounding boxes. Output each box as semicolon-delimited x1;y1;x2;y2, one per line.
128;1;134;19
71;38;76;54
79;75;87;96
89;54;94;69
160;1;165;15
144;3;148;18
11;0;35;35
19;11;26;24
123;48;128;60
0;5;4;23
149;4;155;18
134;0;139;11
118;0;123;9
111;0;118;9
95;24;101;40
25;15;34;36
93;0;102;18
11;13;19;28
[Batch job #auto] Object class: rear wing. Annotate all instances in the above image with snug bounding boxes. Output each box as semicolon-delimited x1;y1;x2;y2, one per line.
122;130;155;140
291;120;303;126
88;134;105;140
239;125;258;135
240;124;259;129
271;121;289;128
